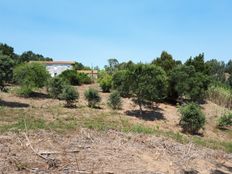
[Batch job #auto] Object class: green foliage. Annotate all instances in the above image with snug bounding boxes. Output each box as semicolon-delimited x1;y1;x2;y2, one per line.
47;77;66;99
107;90;122;110
13;63;50;89
72;61;91;70
185;53;206;73
19;51;52;63
98;72;112;92
59;69;80;85
77;73;92;84
217;113;232;128
114;64;168;114
205;59;226;82
104;58;119;75
84;88;101;108
225;60;232;74
170;65;210;102
16;86;33;97
179;103;206;134
112;70;130;97
0;43;15;58
152;51;177;74
0;52;14;90
60;85;79;107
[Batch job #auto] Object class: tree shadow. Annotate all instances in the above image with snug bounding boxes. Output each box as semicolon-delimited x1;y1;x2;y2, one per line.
125;109;165;121
29;92;50;99
0;100;29;108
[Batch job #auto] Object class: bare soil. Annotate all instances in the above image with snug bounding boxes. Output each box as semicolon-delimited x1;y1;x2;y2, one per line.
1;129;232;174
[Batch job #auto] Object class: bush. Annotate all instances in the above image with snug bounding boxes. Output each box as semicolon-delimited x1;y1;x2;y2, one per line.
77;73;92;84
13;63;50;89
84;88;101;108
60;85;79;107
16;86;33;97
179;103;206;134
59;69;80;86
47;77;66;99
112;70;130;97
98;73;112;92
108;91;122;110
217;113;232;128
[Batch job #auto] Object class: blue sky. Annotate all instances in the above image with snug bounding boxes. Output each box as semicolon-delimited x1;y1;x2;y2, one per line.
0;0;231;67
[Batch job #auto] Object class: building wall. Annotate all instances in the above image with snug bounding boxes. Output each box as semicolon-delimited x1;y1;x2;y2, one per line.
46;64;72;77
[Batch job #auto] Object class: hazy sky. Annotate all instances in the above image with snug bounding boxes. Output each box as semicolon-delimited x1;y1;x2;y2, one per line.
0;0;231;67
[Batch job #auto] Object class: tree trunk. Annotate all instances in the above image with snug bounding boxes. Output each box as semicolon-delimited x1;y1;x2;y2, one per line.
139;102;143;115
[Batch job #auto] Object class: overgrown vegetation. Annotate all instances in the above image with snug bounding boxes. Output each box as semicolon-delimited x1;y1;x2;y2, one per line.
13;62;50;97
217;113;232;128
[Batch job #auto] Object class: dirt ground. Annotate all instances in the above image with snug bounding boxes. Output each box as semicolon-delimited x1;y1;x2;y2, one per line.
1;129;232;174
0;84;232;173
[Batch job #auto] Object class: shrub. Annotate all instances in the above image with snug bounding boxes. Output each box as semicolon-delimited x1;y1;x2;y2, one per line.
98;73;112;92
217;113;232;128
77;73;92;84
59;69;80;86
108;90;122;110
179;103;206;134
84;88;101;108
16;86;33;97
112;70;130;97
13;63;50;89
47;77;66;99
60;85;79;107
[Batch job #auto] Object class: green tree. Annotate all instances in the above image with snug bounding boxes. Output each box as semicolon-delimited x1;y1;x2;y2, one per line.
84;88;101;108
0;52;14;90
114;64;168;114
152;51;176;74
19;51;52;63
225;60;232;74
112;70;130;97
60;85;79;107
185;53;206;73
13;63;50;94
104;58;119;75
179;103;206;134
0;43;15;58
73;61;91;70
170;65;210;102
205;59;226;82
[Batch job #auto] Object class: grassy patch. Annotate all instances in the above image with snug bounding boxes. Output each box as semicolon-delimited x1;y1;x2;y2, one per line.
0;107;231;153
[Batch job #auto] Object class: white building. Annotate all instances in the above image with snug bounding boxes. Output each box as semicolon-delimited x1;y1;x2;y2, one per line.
30;61;75;77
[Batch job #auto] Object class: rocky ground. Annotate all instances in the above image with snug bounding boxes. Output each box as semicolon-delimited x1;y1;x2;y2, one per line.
1;129;232;174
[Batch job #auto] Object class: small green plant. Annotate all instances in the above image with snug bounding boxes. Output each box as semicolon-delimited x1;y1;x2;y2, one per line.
98;72;112;92
16;86;33;97
60;85;79;107
47;77;66;99
217;113;232;128
179;103;206;134
107;90;122;110
84;88;101;108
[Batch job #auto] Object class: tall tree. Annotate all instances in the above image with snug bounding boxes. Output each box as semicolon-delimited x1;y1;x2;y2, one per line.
19;51;52;63
104;58;119;75
152;51;176;74
185;53;206;73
